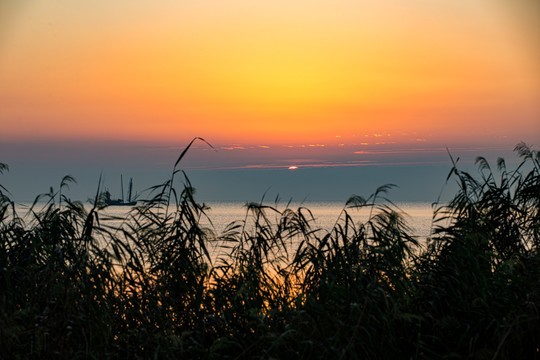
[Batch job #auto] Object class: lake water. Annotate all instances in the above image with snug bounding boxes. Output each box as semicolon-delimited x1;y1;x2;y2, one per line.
10;200;441;264
14;201;438;240
201;201;436;239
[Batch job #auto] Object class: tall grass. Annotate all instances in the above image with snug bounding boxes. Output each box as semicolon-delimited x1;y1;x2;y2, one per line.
0;142;538;359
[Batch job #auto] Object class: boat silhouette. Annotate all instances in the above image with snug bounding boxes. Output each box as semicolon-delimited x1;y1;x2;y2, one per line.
103;175;137;206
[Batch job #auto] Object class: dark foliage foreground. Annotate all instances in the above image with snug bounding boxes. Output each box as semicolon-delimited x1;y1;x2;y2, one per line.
0;142;539;359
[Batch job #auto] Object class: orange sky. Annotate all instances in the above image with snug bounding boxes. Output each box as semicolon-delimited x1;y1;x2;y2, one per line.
1;0;539;146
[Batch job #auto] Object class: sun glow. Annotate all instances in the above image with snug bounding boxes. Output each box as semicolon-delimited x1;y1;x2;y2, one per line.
0;0;538;145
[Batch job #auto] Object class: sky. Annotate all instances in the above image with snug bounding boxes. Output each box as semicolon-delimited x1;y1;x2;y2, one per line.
0;0;539;202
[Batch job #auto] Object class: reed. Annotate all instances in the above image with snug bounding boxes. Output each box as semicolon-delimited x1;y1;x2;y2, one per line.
0;143;538;359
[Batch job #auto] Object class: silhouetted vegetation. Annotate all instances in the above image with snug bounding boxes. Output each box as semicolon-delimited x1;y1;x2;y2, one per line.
0;142;539;359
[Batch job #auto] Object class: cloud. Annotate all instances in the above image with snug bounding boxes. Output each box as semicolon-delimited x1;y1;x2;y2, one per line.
221;146;246;150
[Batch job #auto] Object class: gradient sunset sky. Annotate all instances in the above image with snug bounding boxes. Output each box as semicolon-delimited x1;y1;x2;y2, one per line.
1;0;539;201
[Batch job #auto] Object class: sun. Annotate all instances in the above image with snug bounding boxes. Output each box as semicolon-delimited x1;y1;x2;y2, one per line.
288;166;298;170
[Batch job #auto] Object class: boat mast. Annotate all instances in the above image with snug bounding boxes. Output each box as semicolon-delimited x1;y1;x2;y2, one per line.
128;178;133;202
121;175;124;202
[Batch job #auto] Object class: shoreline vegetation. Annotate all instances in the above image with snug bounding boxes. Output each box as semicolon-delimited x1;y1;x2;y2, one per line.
0;141;539;359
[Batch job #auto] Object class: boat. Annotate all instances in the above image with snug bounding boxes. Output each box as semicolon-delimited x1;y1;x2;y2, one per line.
103;175;137;206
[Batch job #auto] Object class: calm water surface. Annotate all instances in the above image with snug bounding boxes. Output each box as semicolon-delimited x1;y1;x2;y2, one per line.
202;201;436;239
15;201;437;239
